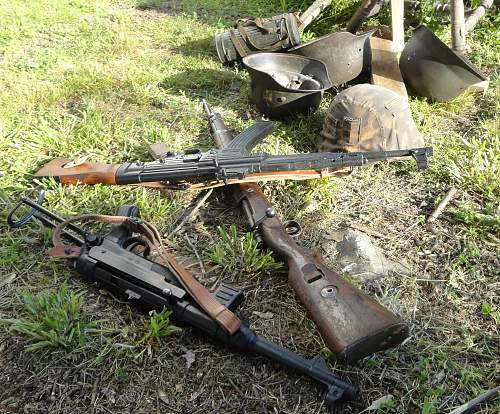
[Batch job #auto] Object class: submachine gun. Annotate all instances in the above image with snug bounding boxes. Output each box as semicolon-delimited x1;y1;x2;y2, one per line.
7;187;358;410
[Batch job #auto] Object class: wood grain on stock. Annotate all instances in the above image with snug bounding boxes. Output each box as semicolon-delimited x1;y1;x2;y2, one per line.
241;183;409;362
34;158;118;185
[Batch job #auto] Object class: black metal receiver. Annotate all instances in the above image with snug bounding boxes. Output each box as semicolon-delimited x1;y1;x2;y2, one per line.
7;187;359;410
114;144;432;185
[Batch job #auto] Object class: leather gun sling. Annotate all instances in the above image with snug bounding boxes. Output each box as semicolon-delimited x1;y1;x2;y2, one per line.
48;214;242;335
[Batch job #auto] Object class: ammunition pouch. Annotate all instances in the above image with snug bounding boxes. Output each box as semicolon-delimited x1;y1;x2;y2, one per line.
215;13;301;64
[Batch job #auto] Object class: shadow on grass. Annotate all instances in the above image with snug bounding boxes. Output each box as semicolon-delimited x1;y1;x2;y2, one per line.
171;36;216;59
159;67;248;107
135;0;259;26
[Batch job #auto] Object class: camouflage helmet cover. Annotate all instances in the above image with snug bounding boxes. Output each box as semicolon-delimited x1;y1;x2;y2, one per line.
319;84;424;153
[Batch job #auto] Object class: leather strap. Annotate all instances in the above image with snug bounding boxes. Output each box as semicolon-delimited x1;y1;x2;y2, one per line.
48;214;242;335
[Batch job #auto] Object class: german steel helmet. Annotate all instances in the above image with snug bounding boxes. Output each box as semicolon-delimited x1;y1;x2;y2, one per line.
243;53;332;119
319;84;424;152
400;25;488;102
287;30;375;86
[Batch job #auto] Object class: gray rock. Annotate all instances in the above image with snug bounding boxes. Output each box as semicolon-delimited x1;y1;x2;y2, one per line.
334;229;410;282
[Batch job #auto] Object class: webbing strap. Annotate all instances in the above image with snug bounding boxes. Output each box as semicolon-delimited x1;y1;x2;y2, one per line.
232;17;289;56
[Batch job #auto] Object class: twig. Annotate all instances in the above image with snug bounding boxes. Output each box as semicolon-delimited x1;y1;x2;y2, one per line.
90;376;100;408
465;0;493;32
427;187;458;224
184;235;205;274
447;386;499;414
297;0;332;30
437;108;469;121
166;189;213;238
349;222;390;239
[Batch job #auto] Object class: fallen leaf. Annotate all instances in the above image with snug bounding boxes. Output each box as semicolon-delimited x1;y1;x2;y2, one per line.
432;370;446;384
324;230;345;242
104;388;116;404
0;274;16;289
365;394;393;411
252;311;274;320
175;383;183;393
63;154;90;168
158;389;169;405
183;350;196;369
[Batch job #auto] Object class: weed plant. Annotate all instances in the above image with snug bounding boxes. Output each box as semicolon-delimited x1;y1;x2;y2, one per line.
0;285;96;352
210;224;283;275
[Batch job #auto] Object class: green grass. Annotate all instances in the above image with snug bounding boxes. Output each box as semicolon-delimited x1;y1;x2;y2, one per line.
0;1;498;413
135;309;181;346
0;285;96;351
209;224;284;275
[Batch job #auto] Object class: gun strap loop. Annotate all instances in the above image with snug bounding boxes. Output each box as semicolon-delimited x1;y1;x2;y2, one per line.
49;214;242;335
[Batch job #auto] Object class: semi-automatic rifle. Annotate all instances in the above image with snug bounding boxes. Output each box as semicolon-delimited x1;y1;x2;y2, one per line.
7;187;358;410
34;121;431;190
202;101;410;362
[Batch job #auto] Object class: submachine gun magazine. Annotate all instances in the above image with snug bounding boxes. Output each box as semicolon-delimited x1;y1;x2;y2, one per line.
7;188;358;410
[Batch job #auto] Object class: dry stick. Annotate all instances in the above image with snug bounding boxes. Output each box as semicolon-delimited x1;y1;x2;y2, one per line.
465;0;493;32
167;188;214;238
451;0;467;53
184;234;206;274
346;0;383;33
448;386;499;414
427;187;458;224
297;0;332;30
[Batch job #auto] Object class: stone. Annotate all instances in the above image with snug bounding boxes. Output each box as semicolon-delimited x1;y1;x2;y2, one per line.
334;229;410;282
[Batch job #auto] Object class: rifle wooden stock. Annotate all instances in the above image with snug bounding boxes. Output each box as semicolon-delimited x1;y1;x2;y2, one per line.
238;183;409;362
34;158;119;185
204;108;410;362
